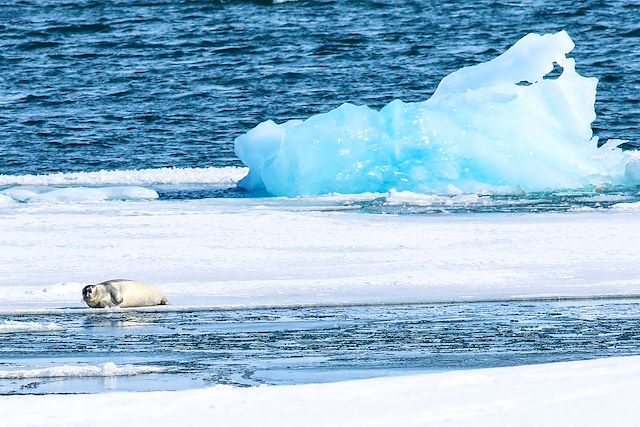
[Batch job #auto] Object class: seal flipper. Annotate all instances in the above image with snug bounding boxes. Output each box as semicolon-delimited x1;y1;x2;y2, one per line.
110;288;124;306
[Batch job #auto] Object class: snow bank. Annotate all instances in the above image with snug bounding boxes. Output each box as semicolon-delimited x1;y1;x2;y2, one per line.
235;31;633;196
0;362;164;379
0;166;247;187
2;356;639;427
0;320;62;333
0;186;158;203
3;199;640;311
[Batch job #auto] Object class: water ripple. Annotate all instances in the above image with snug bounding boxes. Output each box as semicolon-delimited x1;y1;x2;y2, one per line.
1;0;639;175
2;300;640;394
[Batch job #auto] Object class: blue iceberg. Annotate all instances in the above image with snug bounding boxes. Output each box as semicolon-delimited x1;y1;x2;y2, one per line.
235;31;633;196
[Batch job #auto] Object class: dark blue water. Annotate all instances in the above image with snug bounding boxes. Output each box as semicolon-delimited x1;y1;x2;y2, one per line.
2;300;640;394
1;0;639;175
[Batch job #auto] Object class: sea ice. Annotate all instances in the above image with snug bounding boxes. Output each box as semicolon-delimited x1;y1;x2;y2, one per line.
2;356;639;427
0;320;62;334
0;166;247;187
0;185;158;203
4;198;640;311
0;362;164;379
235;31;633;196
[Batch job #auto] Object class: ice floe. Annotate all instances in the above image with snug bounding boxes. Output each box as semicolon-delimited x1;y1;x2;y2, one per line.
0;320;63;333
0;362;164;379
0;185;158;203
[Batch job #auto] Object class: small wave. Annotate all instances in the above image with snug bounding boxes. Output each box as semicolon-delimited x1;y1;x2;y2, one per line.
0;362;165;379
620;28;640;38
16;41;62;51
45;23;111;35
0;166;247;187
0;320;63;334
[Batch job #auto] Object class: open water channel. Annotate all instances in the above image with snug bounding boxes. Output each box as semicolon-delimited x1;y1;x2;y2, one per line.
1;299;640;394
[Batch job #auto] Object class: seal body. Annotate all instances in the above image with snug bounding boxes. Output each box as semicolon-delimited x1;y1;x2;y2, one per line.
82;279;168;308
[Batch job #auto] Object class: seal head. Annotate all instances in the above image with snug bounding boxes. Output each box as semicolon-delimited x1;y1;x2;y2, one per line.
82;284;106;307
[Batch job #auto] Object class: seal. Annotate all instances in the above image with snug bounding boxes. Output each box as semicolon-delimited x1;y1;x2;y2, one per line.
82;279;168;308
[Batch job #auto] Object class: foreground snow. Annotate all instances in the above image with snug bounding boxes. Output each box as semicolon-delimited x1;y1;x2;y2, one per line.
2;356;639;427
2;196;640;425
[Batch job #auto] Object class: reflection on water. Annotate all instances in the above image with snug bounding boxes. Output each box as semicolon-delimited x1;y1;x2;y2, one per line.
2;299;640;394
81;312;162;329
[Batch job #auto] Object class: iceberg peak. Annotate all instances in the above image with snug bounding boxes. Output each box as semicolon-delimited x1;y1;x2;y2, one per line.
433;31;576;96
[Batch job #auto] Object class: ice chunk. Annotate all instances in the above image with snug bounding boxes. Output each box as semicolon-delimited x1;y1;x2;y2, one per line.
385;190;486;207
623;151;640;183
0;185;159;203
235;119;302;190
0;320;63;334
0;362;164;379
234;31;632;196
0;166;247;187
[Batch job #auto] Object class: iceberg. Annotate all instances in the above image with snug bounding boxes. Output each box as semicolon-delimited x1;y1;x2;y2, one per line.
235;31;632;197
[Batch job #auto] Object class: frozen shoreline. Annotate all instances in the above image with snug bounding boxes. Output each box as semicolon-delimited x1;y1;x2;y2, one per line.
2;356;639;427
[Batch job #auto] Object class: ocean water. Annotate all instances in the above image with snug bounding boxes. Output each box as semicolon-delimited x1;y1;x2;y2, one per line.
1;0;639;176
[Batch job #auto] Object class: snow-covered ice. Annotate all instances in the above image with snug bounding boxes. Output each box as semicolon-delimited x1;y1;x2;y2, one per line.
0;185;158;203
0;320;62;333
3;197;640;311
2;356;639;427
0;362;164;379
0;166;246;187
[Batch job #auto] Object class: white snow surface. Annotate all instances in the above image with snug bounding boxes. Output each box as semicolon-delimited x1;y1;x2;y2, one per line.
0;185;158;203
2;194;640;425
0;320;62;333
0;166;246;186
2;197;640;311
0;193;15;206
1;356;639;427
0;362;164;379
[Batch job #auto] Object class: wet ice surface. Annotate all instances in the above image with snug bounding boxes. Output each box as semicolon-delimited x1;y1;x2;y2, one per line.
2;299;640;395
4;178;640;214
154;185;640;214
